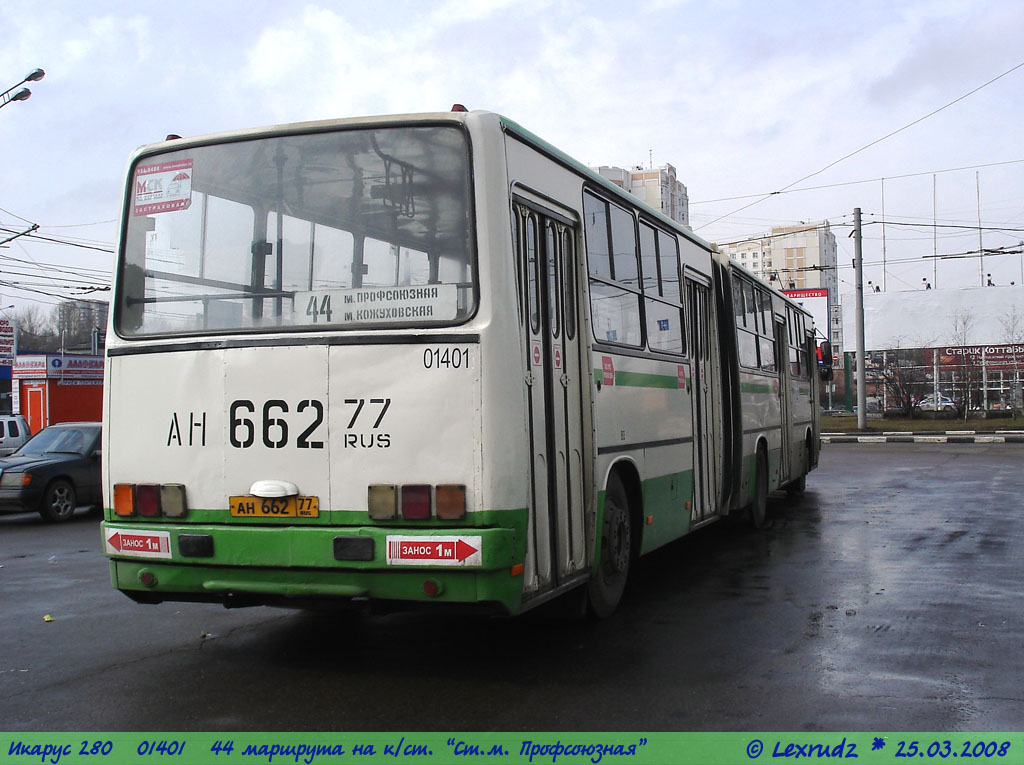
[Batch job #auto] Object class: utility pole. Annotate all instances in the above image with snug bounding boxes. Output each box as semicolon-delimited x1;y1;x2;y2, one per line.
0;224;38;247
932;174;938;289
880;178;887;291
854;208;867;430
977;172;984;286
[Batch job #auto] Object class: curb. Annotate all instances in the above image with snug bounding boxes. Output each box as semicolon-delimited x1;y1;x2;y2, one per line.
822;431;1024;444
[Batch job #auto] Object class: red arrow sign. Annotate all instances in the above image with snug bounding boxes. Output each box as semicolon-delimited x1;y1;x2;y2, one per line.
386;536;482;566
395;539;478;561
106;531;170;555
455;539;478;561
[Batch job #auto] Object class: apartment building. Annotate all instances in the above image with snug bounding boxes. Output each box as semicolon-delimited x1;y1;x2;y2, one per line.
590;163;689;227
717;222;838;293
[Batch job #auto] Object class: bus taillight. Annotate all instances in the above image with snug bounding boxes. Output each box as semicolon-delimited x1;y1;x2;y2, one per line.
113;484;135;516
401;485;432;520
367;485;398;520
435;485;466;520
160;485;188;518
367;484;466;521
136;485;160;517
111;483;188;519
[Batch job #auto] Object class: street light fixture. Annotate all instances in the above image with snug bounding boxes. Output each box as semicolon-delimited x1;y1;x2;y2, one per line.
0;68;45;111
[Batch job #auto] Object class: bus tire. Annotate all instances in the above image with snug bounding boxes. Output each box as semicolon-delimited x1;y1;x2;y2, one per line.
588;473;631;618
750;449;769;529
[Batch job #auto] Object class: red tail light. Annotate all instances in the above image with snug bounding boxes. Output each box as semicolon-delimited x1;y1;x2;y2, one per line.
136;484;161;517
401;485;431;520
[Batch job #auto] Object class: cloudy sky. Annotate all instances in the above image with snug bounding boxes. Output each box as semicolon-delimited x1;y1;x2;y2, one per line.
1;0;1023;312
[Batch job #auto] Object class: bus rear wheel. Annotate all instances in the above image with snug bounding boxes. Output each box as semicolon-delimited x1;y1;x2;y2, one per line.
588;473;631;618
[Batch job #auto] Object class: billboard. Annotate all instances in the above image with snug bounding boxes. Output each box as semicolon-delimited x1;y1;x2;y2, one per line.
0;318;14;366
782;288;829;343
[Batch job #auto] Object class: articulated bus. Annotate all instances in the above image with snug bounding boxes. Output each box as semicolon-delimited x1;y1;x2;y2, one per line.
102;109;828;617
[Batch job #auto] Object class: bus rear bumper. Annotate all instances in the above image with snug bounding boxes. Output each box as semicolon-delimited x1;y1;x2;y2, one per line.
102;521;524;615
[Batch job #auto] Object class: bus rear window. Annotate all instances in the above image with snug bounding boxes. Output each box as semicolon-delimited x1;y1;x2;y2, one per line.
117;125;475;337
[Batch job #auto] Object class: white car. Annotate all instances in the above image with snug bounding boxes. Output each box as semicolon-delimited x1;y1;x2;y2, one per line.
917;396;956;412
0;415;30;456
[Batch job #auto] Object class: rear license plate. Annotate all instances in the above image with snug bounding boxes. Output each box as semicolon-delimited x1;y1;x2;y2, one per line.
229;495;319;518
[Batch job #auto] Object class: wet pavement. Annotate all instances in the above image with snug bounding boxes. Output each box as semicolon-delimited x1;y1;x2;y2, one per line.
0;443;1021;731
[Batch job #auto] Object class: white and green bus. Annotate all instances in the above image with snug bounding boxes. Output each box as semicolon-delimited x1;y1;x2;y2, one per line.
102;108;828;617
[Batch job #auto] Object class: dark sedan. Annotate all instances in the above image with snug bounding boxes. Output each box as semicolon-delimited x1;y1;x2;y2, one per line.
0;422;102;522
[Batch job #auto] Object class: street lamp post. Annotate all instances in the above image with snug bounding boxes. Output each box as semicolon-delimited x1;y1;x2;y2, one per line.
0;68;45;111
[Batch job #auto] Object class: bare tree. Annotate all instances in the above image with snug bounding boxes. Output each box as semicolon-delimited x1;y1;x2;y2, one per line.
1000;305;1024;418
12;300;108;354
13;305;59;352
875;344;930;417
948;309;981;420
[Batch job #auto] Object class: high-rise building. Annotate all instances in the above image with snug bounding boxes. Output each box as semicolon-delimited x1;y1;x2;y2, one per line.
590;164;689;227
717;222;838;295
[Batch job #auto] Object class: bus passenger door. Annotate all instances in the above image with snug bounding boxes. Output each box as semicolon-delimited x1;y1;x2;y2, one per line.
774;318;792;480
515;202;587;595
686;276;715;522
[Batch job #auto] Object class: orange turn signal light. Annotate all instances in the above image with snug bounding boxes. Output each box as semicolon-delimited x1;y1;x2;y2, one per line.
113;484;135;516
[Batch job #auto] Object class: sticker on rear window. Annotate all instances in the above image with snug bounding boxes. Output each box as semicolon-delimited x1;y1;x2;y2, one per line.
133;159;193;216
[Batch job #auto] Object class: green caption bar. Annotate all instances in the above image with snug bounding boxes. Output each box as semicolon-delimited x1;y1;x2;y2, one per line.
2;733;1021;765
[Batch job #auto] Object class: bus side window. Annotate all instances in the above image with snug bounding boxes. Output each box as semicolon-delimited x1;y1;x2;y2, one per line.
546;222;560;338
584;192;642;347
658;230;681;303
562;227;576;340
511;208;522;324
732;278;745;325
526;213;541;334
583;192;611;280
639;222;658;294
736;277;759;369
609;204;638;287
757;288;776;372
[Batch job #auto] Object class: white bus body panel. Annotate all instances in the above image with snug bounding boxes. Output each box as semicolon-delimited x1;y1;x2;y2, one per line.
106;343;482;514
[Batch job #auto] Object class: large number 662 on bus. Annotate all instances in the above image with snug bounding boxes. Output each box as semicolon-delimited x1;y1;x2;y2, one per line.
102;108;832;617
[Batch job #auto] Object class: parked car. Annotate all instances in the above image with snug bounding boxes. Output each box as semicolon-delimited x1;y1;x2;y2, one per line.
0;414;31;456
0;422;102;522
917;396;956;412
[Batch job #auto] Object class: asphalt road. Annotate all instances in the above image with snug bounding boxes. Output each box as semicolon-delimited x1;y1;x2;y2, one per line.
1;443;1021;732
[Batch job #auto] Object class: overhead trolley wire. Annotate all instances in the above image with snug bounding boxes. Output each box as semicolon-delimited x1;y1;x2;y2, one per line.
694;60;1024;232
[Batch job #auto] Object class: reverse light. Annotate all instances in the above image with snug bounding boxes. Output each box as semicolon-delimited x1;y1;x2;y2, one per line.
401;485;432;520
367;485;398;520
160;484;188;518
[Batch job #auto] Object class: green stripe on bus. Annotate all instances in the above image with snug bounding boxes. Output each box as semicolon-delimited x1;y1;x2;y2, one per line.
592;369;680;389
740;382;773;394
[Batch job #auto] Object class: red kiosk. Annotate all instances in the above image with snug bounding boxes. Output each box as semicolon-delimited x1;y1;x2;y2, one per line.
12;354;104;434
